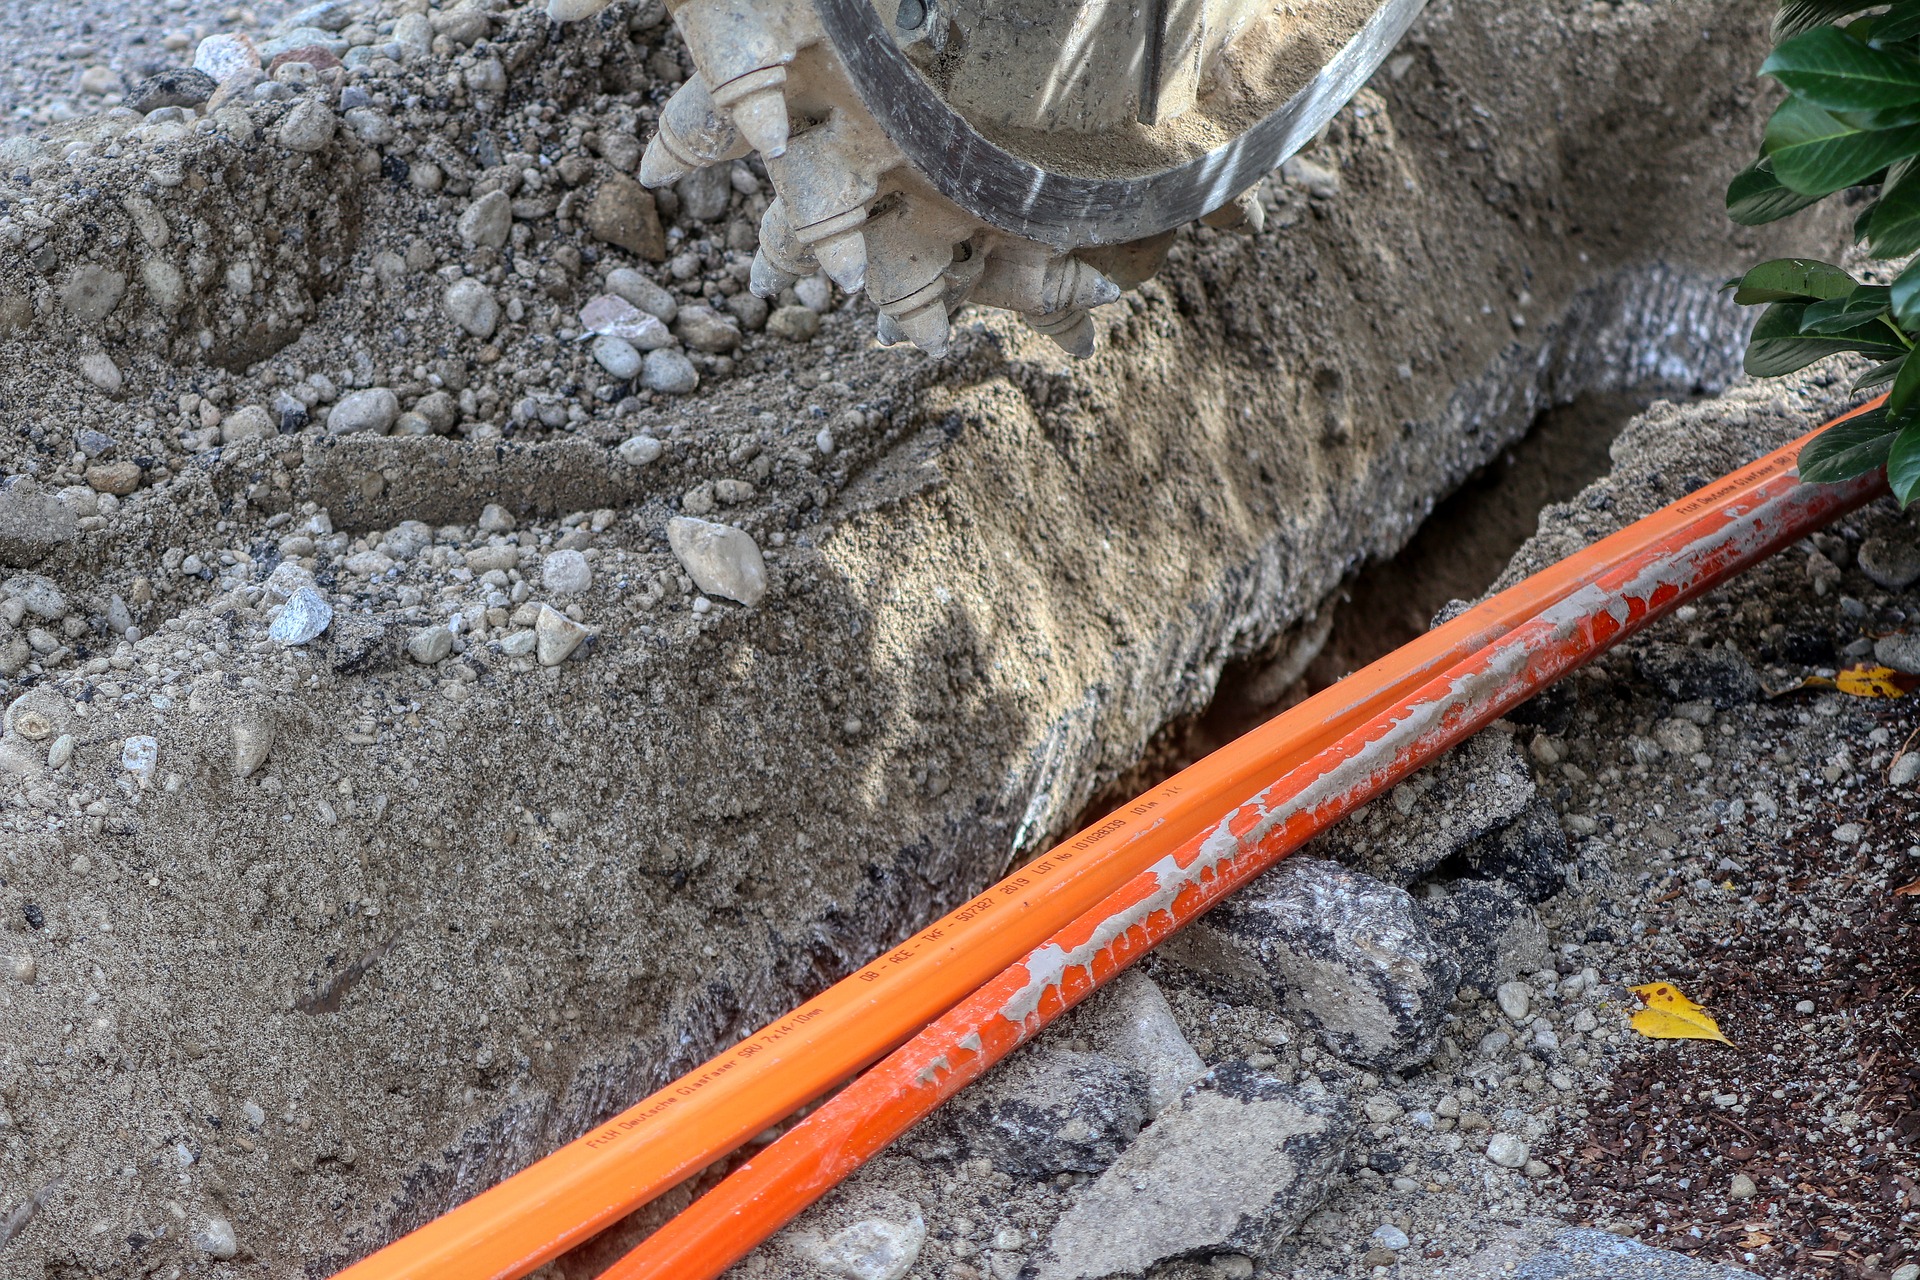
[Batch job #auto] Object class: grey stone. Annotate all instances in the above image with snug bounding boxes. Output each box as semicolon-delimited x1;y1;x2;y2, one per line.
326;388;399;436
534;605;588;666
767;303;821;342
193;1216;239;1259
1859;535;1920;592
126;69;217;113
4;575;67;620
642;347;698;394
606;267;677;323
541;549;592;596
60;266;127;324
444;278;500;340
260;27;348;57
1317;731;1535;886
804;1215;926;1280
1456;799;1571;903
1414;879;1549;997
667;516;766;606
675;305;741;354
1036;1066;1352;1279
221;405;277;444
591;335;643;380
269;587;332;646
725;291;769;332
676;164;734;221
616;434;664;467
1633;640;1760;709
0;480;77;566
1163;859;1458;1071
1876;631;1920;676
1078;969;1206;1119
406;626;453;665
905;1045;1147;1178
457;190;512;250
277;99;335;153
1488;1228;1761;1279
1486;1133;1529;1167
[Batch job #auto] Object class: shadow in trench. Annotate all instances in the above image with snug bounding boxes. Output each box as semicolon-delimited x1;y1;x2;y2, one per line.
1079;387;1675;824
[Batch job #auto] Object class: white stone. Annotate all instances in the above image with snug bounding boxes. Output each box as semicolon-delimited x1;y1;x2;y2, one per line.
121;735;159;784
807;1215;926;1280
542;550;592;596
194;1217;239;1260
534;605;589;666
580;294;674;349
617;434;663;467
444;278;501;340
1893;753;1920;787
1729;1173;1758;1200
605;268;677;322
80;352;122;395
794;273;833;313
195;33;260;80
591;335;643;380
1485;1133;1528;1168
406;625;453;664
46;734;73;769
221;405;276;443
642;347;698;394
457;190;512;250
1369;1224;1410;1251
277;99;334;152
326;388;398;436
1495;980;1531;1022
499;629;537;658
270;586;333;645
667;517;767;607
232;710;275;778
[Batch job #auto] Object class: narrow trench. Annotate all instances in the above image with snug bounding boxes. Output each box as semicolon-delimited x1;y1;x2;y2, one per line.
1080;387;1675;827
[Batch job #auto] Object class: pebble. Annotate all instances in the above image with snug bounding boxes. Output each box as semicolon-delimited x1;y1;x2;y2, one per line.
1652;718;1704;756
767;303;821;342
46;734;72;769
499;629;537;658
668;516;768;607
1729;1173;1758;1200
222;405;277;443
444;278;501;340
1834;822;1863;844
194;1217;239;1260
9;955;35;983
1876;631;1920;676
534;605;589;666
676;304;742;353
80;351;122;395
808;1216;927;1280
591;335;644;380
457;190;512;250
542;550;592;596
60;265;127;324
126;68;216;112
1496;980;1531;1021
406;625;453;664
232;711;275;778
586;175;666;261
643;348;699;394
1485;1133;1529;1168
85;461;141;495
794;274;833;312
676;163;734;221
1369;1224;1410;1251
277;98;335;152
121;734;159;785
195;32;261;80
1893;753;1920;787
606;267;677;322
270;586;333;645
8;690;69;740
616;434;664;467
1892;1265;1920;1280
1859;536;1920;591
1795;998;1816;1014
580;295;673;348
326;387;399;436
1210;1258;1255;1280
477;503;516;533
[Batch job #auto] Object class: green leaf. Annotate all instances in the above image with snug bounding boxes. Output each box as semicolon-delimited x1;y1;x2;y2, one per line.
1767;96;1920;195
1869;159;1920;252
1871;1;1920;44
1727;156;1828;225
1891;344;1920;415
1889;423;1920;503
1775;0;1881;43
1854;354;1909;390
1800;284;1893;331
1727;257;1858;304
1798;409;1901;481
1746;301;1906;375
1763;28;1920;110
1856;196;1882;241
1894;258;1920;326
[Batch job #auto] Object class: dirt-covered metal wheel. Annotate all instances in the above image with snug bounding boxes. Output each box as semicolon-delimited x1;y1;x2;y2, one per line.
553;0;1426;355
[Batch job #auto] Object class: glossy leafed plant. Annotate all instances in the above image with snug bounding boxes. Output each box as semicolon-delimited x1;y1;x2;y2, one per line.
1727;0;1920;505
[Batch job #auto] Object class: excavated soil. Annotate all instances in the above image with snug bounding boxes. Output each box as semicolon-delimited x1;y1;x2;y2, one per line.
0;0;1883;1275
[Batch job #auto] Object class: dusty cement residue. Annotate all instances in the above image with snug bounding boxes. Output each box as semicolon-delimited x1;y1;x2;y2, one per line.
0;0;1851;1272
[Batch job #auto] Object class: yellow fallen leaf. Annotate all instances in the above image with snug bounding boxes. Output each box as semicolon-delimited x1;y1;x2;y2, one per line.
1834;664;1919;698
1629;981;1731;1045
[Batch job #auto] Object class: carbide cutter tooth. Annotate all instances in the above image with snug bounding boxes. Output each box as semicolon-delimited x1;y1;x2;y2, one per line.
639;74;750;189
753;198;816;295
971;243;1120;318
1024;309;1097;359
670;0;796;156
865;206;961;356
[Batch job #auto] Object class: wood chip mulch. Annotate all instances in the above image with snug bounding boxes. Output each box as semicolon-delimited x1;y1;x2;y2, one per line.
1557;711;1920;1279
